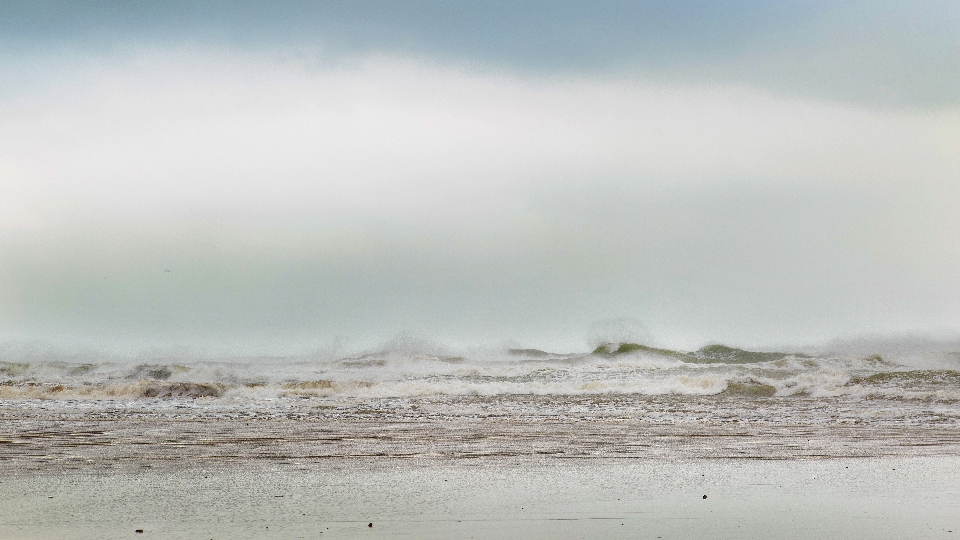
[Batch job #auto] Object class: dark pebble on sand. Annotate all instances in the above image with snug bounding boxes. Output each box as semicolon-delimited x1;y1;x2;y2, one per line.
703;495;707;499
368;523;373;527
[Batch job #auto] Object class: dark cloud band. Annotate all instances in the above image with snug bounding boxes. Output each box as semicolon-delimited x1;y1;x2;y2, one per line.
3;0;958;107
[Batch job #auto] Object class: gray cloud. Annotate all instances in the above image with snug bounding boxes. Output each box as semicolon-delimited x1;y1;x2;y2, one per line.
2;1;958;107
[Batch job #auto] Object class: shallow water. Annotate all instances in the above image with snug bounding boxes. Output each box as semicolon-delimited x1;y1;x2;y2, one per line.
3;393;959;472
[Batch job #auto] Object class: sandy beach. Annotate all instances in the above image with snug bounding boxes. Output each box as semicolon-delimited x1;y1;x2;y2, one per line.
3;394;960;539
2;455;959;539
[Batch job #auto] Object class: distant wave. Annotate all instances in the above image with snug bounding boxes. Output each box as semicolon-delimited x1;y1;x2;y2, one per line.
2;341;958;402
591;343;802;363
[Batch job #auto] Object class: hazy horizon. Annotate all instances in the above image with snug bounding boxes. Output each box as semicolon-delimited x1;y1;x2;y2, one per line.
3;1;959;354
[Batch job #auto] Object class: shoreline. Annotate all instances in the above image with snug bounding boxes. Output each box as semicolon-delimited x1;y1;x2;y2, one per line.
4;394;959;538
3;394;960;472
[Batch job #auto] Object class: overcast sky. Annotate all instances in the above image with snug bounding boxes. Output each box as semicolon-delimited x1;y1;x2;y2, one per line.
2;1;959;353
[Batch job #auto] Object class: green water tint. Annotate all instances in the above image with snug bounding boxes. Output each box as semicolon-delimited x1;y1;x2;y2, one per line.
720;381;778;397
0;362;30;376
849;369;960;386
126;364;192;381
140;381;223;398
68;363;96;375
592;343;805;364
507;348;556;358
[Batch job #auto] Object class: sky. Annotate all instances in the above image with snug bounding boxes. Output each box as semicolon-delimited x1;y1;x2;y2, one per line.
1;1;959;354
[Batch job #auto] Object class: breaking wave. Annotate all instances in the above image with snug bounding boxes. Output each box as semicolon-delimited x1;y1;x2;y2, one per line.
1;340;959;402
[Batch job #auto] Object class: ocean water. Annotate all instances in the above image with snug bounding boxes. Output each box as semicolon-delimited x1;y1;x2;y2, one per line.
2;338;960;468
3;339;959;403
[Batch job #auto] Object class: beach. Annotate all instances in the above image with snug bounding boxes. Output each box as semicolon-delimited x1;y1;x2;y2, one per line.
2;451;958;539
2;388;960;539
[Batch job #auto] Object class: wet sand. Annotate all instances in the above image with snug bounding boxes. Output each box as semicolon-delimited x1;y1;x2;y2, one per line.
2;456;959;539
2;395;959;538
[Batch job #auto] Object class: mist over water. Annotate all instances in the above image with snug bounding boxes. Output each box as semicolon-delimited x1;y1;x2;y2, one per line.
2;333;958;405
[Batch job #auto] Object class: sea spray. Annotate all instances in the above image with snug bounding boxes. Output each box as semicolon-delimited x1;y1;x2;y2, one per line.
1;339;958;402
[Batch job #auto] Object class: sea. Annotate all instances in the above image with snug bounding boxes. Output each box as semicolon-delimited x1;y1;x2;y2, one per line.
3;337;959;462
2;337;959;538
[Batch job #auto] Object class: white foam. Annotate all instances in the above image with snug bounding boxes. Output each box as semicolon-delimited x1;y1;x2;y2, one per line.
2;342;959;401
